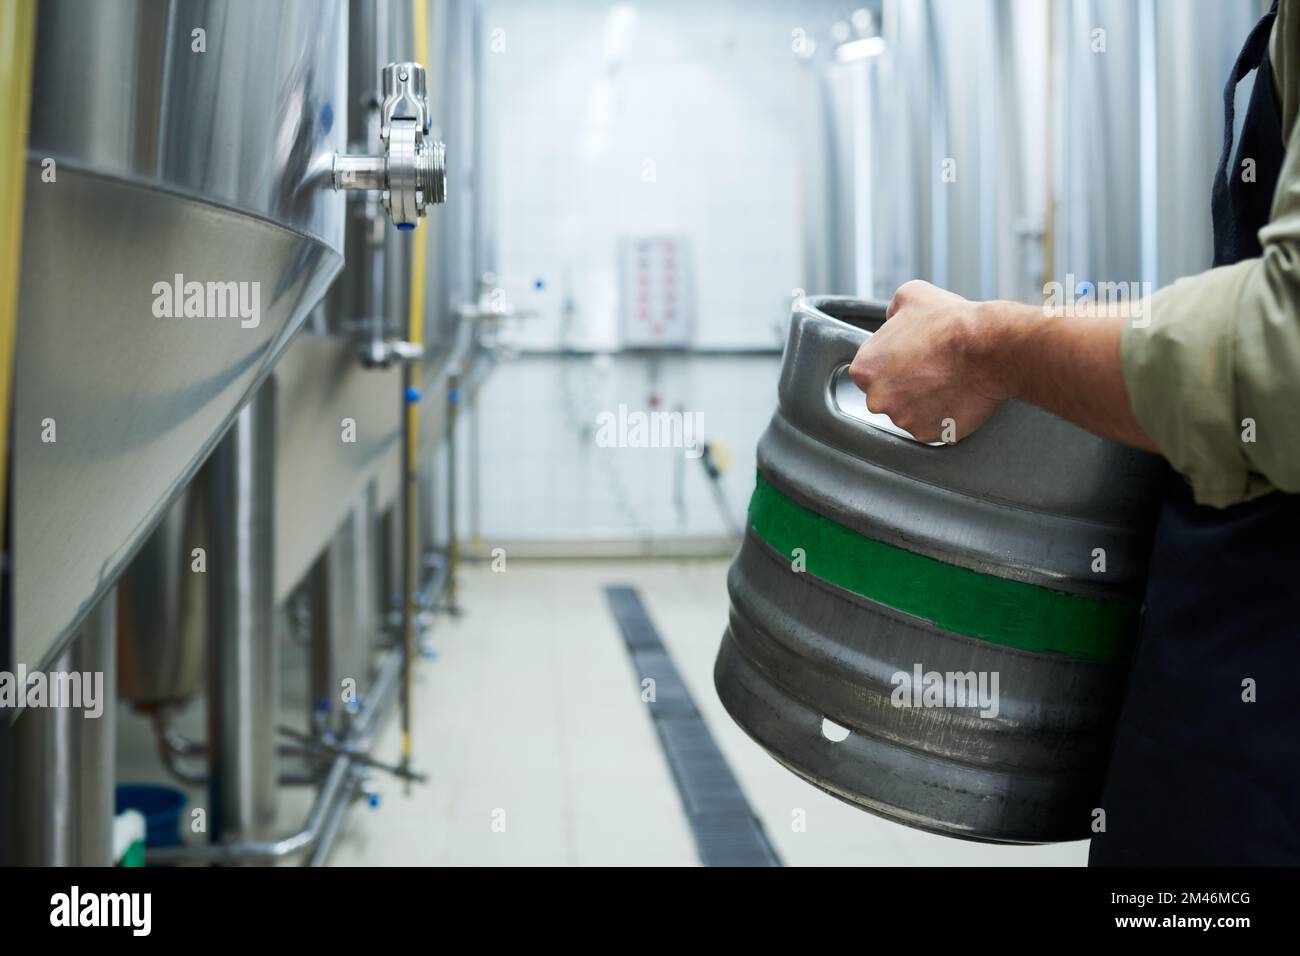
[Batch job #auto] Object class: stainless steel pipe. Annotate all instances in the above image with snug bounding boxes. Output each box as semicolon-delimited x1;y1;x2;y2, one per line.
148;645;404;866
207;385;278;847
309;487;379;736
4;594;117;865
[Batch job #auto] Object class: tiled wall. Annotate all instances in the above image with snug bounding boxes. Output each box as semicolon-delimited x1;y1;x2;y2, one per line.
459;353;781;545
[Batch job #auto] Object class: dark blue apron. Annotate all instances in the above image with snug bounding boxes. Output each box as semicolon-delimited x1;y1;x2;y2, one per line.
1089;0;1300;866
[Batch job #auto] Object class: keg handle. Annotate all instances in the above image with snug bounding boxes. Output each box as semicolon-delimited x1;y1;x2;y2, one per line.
826;331;947;447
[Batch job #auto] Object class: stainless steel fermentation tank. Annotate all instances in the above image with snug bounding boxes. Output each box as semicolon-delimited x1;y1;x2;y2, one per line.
3;0;471;864
10;0;349;678
805;0;1261;305
118;0;477;711
2;0;350;866
715;298;1165;843
101;0;478;865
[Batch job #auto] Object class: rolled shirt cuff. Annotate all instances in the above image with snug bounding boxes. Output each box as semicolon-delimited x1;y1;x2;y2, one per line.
1120;261;1273;508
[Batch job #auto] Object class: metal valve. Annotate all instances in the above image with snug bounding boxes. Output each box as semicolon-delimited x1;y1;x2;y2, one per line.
333;61;447;229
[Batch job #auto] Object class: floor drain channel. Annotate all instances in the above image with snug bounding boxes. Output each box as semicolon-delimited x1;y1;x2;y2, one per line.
604;584;781;867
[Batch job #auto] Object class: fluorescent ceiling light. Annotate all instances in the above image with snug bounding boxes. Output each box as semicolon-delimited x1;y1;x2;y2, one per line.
835;36;886;63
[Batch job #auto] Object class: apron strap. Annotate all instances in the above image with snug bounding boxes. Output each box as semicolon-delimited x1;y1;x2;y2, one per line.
1214;0;1279;189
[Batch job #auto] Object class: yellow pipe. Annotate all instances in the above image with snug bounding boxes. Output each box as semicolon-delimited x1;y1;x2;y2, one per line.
401;0;430;767
0;0;37;553
409;0;429;348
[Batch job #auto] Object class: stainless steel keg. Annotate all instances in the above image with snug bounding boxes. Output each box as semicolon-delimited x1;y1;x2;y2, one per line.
715;296;1165;843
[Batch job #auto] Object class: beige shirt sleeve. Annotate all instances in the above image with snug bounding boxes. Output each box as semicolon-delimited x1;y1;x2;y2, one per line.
1121;0;1300;508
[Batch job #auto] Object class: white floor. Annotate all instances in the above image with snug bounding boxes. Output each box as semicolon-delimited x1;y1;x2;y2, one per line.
325;559;1090;867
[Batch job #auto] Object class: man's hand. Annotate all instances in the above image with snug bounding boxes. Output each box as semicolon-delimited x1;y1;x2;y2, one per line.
846;278;1159;453
848;280;1007;444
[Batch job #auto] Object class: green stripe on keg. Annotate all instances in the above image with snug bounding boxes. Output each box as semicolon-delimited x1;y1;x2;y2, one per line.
747;473;1135;661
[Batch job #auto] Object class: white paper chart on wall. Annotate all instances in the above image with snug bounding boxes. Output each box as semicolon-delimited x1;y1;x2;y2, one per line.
618;236;695;350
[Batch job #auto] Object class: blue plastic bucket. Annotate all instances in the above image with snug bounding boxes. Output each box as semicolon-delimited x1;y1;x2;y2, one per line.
115;783;187;849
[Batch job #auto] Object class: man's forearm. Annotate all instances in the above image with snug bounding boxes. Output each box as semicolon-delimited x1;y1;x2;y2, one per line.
971;300;1160;454
850;279;1162;454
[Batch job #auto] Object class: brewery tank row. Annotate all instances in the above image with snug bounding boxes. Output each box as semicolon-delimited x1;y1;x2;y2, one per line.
0;0;485;865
